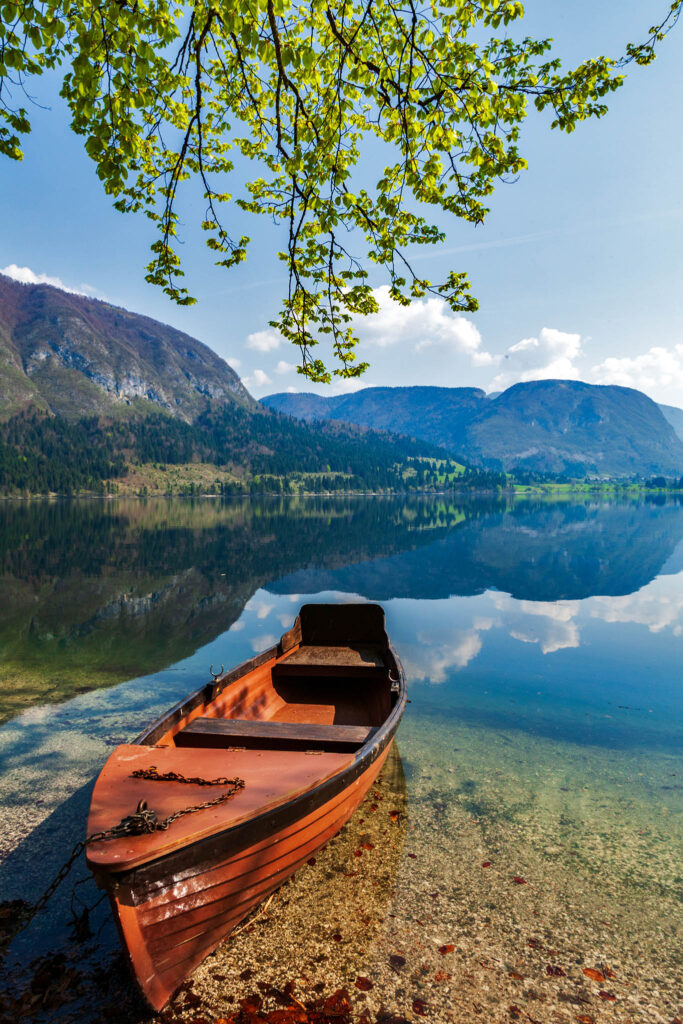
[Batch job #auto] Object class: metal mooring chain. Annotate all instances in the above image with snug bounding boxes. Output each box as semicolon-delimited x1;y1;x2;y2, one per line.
129;765;245;830
4;767;245;946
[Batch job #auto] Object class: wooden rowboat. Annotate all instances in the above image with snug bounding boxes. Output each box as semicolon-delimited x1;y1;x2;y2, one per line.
86;603;406;1011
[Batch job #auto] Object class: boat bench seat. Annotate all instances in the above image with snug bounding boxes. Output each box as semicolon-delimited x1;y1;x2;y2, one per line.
274;644;385;676
175;717;378;752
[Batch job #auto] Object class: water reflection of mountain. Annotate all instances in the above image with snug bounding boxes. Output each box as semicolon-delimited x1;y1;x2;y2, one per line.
2;497;682;720
268;501;683;602
0;496;476;719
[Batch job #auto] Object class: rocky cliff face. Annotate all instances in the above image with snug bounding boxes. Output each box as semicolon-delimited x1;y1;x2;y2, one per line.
263;380;683;476
0;273;254;421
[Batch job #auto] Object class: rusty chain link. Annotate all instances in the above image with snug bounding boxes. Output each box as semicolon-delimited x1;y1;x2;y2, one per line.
129;765;245;830
4;766;245;947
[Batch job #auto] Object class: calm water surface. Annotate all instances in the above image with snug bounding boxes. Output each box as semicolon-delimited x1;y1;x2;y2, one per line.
0;496;681;1023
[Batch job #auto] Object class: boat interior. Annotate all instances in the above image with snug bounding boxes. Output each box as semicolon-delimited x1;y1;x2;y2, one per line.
165;602;397;754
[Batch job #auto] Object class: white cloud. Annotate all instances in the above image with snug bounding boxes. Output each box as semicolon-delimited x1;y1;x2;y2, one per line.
275;360;295;375
591;345;683;403
226;356;242;370
328;376;369;395
243;368;272;391
2;263;100;297
246;328;282;353
282;375;370;398
354;285;493;366
488;327;583;393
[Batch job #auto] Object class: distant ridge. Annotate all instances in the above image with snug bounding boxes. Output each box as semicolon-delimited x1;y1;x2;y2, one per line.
0;273;253;422
659;402;683;442
263;380;683;477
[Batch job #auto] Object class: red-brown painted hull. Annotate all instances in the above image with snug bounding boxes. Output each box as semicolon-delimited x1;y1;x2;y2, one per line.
88;604;406;1011
112;747;389;1011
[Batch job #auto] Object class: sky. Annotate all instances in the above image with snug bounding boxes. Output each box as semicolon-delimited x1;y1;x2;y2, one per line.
1;0;682;406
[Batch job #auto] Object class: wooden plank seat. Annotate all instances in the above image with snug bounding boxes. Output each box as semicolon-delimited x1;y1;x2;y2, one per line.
274;644;385;676
175;717;378;752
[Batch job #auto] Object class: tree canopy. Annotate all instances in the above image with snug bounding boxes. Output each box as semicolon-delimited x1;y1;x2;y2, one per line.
0;1;680;381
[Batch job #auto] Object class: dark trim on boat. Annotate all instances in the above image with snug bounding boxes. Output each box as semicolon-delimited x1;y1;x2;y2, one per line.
136;645;280;746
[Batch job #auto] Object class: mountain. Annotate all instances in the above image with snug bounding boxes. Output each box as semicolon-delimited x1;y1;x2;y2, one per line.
464;380;683;475
263;385;483;455
659;402;683;442
263;380;683;476
0;274;459;494
0;272;253;421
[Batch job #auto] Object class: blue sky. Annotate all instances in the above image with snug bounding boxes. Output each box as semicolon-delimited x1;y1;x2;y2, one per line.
1;0;682;405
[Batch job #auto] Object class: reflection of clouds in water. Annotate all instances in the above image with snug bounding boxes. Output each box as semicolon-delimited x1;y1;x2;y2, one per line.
508;621;579;655
245;598;274;620
278;612;296;628
250;633;278;652
230;620;244;632
403;626;489;683
589;580;683;636
491;594;581;654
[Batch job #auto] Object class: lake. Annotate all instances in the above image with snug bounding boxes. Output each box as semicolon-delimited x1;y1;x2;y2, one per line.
0;495;681;1023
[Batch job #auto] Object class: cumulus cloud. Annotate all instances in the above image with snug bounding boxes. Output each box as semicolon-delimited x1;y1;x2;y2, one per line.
275;360;295;375
354;285;493;366
243;368;272;391
591;345;683;402
246;328;282;353
329;376;370;395
488;327;583;393
226;356;242;370
2;263;100;297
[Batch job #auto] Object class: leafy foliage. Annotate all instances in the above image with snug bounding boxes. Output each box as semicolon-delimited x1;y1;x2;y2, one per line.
1;1;679;380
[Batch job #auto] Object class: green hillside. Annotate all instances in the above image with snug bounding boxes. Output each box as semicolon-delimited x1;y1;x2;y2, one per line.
0;404;482;495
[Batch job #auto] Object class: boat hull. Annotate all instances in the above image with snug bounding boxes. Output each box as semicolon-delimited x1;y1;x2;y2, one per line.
110;744;391;1011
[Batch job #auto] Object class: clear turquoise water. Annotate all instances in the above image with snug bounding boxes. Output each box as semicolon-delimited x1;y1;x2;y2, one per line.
0;496;681;1022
